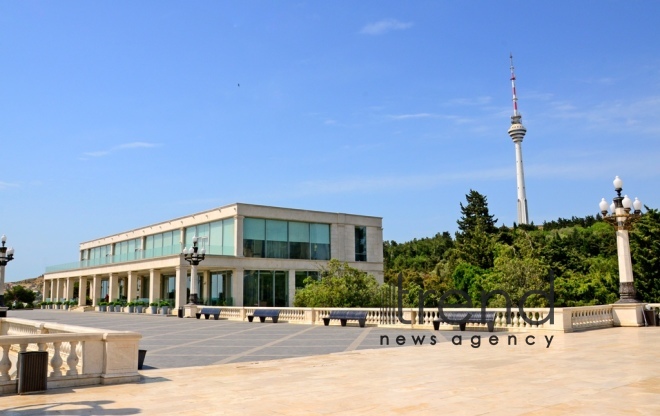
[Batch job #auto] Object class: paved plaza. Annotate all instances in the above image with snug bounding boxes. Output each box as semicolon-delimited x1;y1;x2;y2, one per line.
1;310;659;415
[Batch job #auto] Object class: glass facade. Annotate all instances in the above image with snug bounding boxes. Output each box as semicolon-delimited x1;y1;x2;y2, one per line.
355;226;367;262
161;275;176;305
243;218;330;260
205;271;232;306
243;270;289;307
295;270;320;290
186;218;235;255
145;229;181;258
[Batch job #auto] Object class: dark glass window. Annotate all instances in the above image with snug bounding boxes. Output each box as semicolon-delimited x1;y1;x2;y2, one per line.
355;226;367;261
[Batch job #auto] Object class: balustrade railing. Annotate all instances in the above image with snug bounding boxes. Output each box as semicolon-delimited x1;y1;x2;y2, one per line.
186;305;617;333
0;317;141;395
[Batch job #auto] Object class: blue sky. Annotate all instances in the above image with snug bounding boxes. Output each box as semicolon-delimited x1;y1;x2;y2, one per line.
2;1;659;282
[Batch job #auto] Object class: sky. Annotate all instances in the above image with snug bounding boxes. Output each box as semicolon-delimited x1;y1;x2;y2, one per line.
1;1;659;282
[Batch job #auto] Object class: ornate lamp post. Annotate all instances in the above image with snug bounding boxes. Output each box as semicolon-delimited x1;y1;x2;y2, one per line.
0;235;16;307
599;176;643;303
182;236;205;304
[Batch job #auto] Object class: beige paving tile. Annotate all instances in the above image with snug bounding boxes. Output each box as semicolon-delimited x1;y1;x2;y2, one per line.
1;327;660;414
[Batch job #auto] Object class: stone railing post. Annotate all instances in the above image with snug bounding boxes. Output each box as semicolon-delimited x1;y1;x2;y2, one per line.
0;344;10;381
50;341;63;377
66;340;80;376
101;332;142;385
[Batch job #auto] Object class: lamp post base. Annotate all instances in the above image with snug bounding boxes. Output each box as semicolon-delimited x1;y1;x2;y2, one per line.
0;294;4;307
616;282;638;303
188;294;199;305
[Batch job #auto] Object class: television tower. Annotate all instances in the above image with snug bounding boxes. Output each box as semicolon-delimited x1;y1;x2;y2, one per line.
507;54;529;225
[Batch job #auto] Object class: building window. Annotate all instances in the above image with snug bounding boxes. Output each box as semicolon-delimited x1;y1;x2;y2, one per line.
295;271;319;290
310;224;330;260
243;270;288;307
266;220;288;258
243;218;330;261
355;226;367;262
243;218;266;258
207;271;233;306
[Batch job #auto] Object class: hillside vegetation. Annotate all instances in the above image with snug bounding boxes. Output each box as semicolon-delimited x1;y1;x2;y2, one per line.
384;190;660;308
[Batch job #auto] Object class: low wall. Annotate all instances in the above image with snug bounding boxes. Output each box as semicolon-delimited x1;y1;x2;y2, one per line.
182;304;619;333
0;317;141;395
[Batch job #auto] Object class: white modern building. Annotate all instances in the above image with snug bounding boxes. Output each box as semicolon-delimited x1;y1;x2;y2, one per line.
43;203;384;310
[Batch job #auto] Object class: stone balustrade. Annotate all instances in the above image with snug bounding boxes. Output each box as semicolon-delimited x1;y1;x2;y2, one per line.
0;317;141;395
178;305;616;332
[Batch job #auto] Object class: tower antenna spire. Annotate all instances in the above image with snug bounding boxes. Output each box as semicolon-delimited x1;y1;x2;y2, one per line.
510;53;520;119
507;53;529;225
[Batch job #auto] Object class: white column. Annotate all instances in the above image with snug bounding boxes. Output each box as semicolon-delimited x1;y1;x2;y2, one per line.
92;275;101;306
108;273;119;302
175;266;187;310
189;264;198;304
616;229;634;284
56;279;64;301
43;280;51;302
127;271;138;302
235;215;244;257
66;277;75;301
149;269;161;307
202;270;210;304
78;277;87;306
288;269;296;307
232;268;244;307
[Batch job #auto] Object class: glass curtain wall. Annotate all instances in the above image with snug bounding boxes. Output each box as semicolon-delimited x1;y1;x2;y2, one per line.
207;271;232;306
145;230;181;259
243;270;289;307
100;279;109;302
243;218;330;260
295;271;320;290
186;218;235;255
160;276;176;305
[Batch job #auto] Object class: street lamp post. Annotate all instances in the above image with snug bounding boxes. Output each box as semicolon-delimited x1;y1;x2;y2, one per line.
0;235;16;307
599;176;643;303
182;236;206;304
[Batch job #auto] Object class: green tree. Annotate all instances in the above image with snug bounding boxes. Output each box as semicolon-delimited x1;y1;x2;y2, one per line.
455;190;498;269
631;208;660;302
5;285;37;305
294;259;380;307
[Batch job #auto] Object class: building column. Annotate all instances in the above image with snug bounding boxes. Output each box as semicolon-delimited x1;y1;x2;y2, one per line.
288;269;296;307
202;270;210;305
56;279;64;301
148;269;161;307
108;273;119;302
127;271;138;302
232;268;244;307
92;275;101;306
66;277;75;301
175;265;187;310
78;276;88;306
43;280;51;302
234;215;244;257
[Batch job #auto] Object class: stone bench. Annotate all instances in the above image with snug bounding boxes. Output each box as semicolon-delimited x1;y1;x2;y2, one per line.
247;309;280;323
323;310;368;328
433;311;496;332
196;307;220;320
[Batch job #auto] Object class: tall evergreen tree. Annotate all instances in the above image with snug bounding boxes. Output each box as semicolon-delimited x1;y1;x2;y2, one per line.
456;190;498;237
455;190;498;269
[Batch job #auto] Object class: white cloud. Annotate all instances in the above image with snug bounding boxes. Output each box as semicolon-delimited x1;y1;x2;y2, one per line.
360;19;413;35
0;181;19;190
388;113;474;124
82;142;160;159
545;96;660;135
